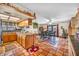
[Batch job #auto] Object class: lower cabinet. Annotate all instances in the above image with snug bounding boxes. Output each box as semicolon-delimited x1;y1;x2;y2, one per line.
2;32;9;43
17;34;36;49
17;35;20;44
2;32;17;43
25;35;34;49
21;36;26;48
9;33;17;42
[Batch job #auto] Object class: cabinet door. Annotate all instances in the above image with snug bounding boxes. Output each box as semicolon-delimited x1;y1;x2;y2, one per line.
28;18;32;25
17;34;23;47
21;36;26;48
17;35;20;43
25;35;34;49
7;32;16;42
20;36;22;46
2;33;9;43
25;35;29;49
9;33;17;42
2;32;17;43
17;34;21;45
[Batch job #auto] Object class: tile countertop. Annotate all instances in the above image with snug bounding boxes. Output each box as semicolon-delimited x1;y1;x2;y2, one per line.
17;30;38;35
16;32;37;36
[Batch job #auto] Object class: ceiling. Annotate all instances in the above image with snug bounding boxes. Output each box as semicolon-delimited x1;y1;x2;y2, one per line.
0;3;79;23
16;3;79;21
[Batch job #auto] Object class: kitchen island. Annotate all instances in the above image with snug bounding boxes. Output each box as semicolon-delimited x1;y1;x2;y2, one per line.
16;32;37;49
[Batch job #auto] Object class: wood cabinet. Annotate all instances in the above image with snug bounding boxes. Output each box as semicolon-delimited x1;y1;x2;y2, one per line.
2;32;17;43
9;32;17;42
2;32;9;43
17;33;36;49
28;18;32;25
17;34;21;45
25;35;34;49
21;36;26;48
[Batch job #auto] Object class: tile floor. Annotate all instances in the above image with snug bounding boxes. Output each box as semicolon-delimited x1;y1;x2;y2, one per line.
0;37;68;56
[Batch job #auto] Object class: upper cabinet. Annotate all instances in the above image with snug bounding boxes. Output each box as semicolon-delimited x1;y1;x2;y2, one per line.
18;20;28;27
18;18;33;27
28;18;33;25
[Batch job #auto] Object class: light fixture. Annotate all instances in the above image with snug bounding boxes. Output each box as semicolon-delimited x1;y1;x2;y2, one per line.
0;14;9;19
9;16;20;22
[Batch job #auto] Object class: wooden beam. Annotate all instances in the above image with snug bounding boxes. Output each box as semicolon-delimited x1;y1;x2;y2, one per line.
0;3;35;18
